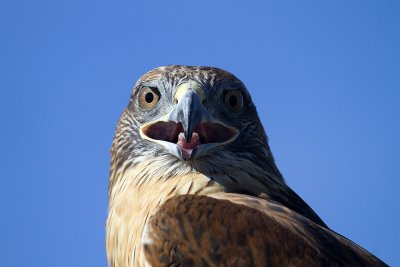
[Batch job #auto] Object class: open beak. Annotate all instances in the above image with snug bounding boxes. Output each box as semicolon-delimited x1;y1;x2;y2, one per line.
140;89;239;160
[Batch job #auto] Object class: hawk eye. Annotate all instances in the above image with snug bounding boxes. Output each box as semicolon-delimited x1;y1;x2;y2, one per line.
138;87;160;110
223;90;244;112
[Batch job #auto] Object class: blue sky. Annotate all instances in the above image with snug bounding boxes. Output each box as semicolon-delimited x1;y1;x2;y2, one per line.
1;1;399;266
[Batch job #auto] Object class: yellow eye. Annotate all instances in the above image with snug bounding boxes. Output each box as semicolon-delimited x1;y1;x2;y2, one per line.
224;90;244;112
138;87;160;110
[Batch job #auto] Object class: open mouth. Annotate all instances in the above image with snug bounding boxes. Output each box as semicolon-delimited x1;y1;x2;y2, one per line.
141;121;238;160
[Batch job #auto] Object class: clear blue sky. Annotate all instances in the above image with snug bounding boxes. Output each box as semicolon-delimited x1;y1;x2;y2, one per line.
1;1;399;266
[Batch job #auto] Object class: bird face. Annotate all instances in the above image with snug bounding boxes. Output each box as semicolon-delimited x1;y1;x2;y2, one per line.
122;66;266;162
110;65;282;191
139;80;242;160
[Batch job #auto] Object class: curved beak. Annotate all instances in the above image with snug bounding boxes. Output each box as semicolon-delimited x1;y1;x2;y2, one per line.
140;89;239;160
169;90;208;142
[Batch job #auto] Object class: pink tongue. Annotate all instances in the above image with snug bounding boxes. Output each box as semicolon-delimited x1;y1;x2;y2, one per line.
177;132;201;159
177;132;200;148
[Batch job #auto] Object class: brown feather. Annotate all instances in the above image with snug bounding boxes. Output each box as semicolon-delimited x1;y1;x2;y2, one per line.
144;194;387;267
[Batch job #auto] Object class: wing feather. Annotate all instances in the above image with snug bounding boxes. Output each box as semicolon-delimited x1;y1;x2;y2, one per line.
144;194;387;267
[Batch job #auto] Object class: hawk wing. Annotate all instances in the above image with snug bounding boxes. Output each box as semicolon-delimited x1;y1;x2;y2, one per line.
144;193;387;267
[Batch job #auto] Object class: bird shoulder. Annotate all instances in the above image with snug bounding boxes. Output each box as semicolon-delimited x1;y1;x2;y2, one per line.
144;193;387;267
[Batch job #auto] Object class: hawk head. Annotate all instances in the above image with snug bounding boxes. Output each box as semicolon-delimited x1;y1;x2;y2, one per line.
110;65;284;194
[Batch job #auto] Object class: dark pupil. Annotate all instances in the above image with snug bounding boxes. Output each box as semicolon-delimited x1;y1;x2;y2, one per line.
229;95;237;107
145;92;154;103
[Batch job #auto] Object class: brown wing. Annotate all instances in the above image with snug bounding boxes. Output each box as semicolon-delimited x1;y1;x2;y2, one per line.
144;193;387;267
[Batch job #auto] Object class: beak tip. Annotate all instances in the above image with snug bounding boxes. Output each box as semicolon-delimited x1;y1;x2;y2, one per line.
184;131;192;142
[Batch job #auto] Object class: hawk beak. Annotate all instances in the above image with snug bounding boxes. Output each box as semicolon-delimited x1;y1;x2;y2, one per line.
170;90;207;142
140;90;239;160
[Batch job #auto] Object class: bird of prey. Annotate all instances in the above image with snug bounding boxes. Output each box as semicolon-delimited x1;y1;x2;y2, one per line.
106;65;387;267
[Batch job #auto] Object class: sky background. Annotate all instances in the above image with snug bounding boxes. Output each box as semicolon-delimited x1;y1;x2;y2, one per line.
1;1;399;266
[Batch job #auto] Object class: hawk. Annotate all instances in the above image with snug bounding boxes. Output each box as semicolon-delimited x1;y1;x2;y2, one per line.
107;65;387;266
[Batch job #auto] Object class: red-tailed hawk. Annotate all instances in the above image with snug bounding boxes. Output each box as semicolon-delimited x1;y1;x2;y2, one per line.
106;65;387;266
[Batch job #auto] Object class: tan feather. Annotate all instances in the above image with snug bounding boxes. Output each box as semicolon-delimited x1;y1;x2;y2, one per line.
106;162;224;267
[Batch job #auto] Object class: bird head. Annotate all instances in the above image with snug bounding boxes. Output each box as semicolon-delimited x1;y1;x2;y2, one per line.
110;66;283;192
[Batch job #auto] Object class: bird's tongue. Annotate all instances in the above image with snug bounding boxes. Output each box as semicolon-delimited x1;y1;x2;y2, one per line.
177;132;201;160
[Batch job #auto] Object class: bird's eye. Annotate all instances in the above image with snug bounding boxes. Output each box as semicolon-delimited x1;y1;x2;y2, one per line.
223;90;244;112
138;87;160;110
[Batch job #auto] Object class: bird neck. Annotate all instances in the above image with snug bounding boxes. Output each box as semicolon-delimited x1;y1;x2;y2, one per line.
106;163;224;267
